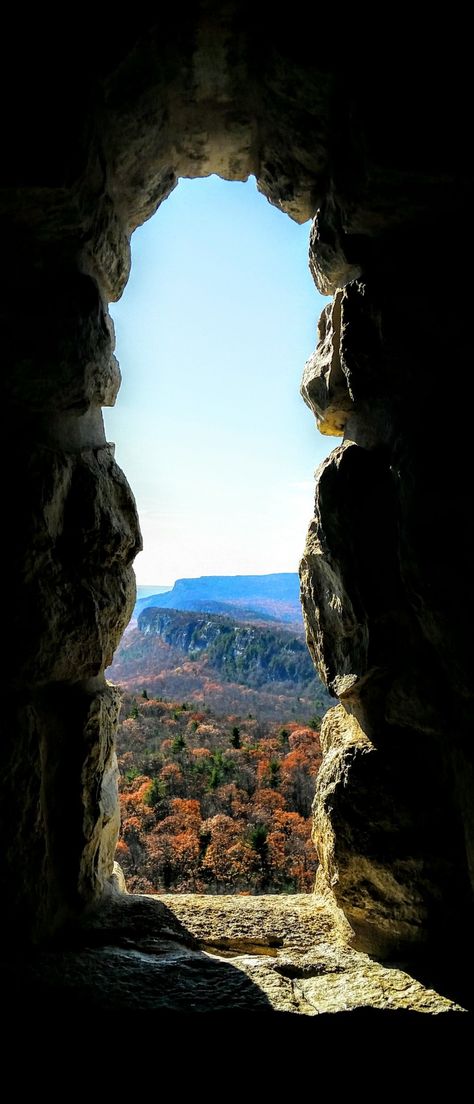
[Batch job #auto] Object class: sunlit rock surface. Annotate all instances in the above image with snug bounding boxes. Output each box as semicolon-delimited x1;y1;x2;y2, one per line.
1;893;464;1017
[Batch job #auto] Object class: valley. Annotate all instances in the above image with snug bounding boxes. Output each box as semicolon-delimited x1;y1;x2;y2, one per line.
108;573;332;722
108;573;331;895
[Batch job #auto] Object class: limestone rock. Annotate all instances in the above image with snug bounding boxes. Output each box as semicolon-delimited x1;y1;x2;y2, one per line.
300;280;382;437
0;679;121;941
300;440;390;695
10;444;141;686
1;893;464;1016
301;434;473;959
0;8;472;986
313;706;426;957
6;272;121;413
309;199;362;296
301;294;353;436
109;862;128;894
312;704;473;959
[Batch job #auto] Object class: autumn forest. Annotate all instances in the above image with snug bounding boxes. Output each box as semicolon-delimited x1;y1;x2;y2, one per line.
110;576;329;896
116;692;322;895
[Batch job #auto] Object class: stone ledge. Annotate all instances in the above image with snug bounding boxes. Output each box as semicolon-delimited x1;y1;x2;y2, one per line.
0;892;467;1019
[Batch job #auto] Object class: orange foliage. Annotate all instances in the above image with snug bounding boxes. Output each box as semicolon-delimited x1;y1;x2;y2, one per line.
169;798;202;832
115;838;130;856
115;691;321;894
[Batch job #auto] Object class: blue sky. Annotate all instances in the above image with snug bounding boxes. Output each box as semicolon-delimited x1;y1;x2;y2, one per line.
104;175;333;585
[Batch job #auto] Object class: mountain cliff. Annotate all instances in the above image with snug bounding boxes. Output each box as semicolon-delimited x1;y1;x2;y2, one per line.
138;607;321;690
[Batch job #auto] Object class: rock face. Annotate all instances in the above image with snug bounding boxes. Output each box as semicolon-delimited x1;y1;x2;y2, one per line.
0;6;472;988
0;892;465;1016
311;707;469;958
299;262;473;956
137;607;323;689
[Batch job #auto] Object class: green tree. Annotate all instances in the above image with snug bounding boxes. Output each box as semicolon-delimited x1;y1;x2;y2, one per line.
145;777;167;807
208;766;220;790
249;823;268;859
124;767;140;783
269;759;281;787
172;732;186;753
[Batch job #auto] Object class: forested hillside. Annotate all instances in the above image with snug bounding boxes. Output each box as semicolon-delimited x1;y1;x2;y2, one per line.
139;607;317;686
108;608;333;721
116;692;322;895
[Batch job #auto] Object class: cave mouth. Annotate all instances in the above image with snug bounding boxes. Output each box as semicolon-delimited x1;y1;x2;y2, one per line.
4;18;472;1013
104;174;335;897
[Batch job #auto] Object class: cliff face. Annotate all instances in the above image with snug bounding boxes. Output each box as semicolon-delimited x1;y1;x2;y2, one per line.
137;607;321;688
0;6;472;987
299;271;474;955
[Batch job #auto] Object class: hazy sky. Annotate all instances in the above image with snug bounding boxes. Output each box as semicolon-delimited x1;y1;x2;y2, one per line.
104;176;333;585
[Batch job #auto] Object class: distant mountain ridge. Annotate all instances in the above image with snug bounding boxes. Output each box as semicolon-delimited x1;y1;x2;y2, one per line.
135;596;279;621
136;585;171;599
133;572;303;625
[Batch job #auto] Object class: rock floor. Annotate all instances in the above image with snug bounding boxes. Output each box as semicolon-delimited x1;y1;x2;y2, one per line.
156;893;465;1016
2;891;469;1024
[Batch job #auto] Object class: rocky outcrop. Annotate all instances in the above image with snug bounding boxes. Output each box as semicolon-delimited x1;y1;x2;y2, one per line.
311;707;470;958
137;607;326;691
300;282;380;437
300;264;474;958
0;6;472;991
0;891;465;1016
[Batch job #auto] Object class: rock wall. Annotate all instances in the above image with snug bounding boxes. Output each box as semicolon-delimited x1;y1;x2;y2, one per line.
300;225;474;954
0;8;472;961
